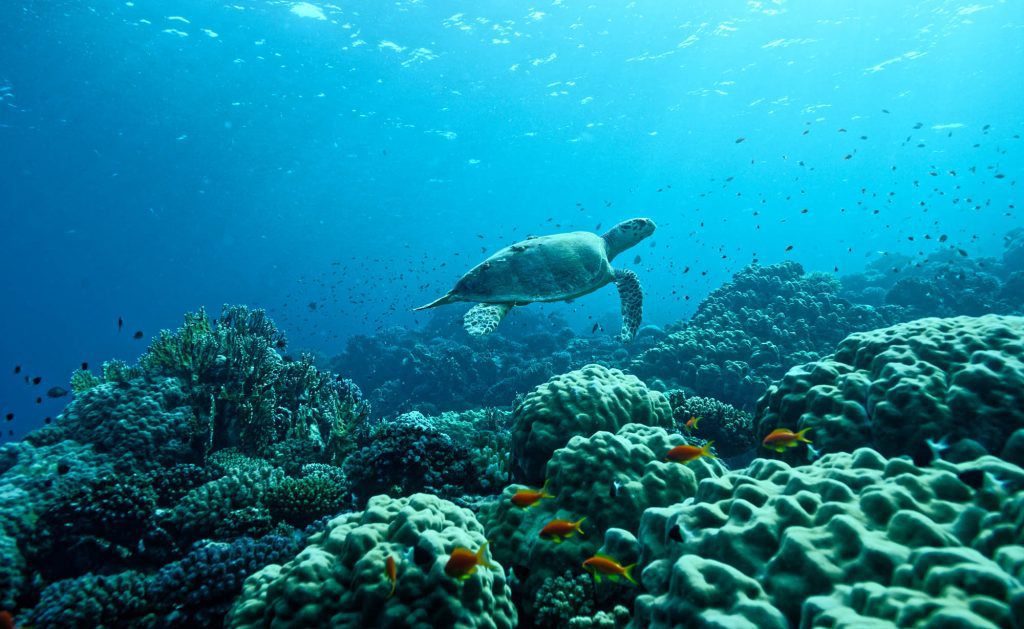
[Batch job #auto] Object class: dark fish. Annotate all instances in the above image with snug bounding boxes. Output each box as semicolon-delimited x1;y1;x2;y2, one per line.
785;245;794;252
118;316;123;333
133;330;144;340
44;416;52;424
13;365;20;374
81;362;89;370
35;397;42;404
957;469;985;490
276;339;287;349
957;248;968;257
633;255;642;264
5;413;13;421
592;323;600;334
31;376;41;385
46;387;68;398
735;137;745;143
594;223;602;231
940;234;948;242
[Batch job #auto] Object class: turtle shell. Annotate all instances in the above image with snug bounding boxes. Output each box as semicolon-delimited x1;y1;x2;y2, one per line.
451;231;614;304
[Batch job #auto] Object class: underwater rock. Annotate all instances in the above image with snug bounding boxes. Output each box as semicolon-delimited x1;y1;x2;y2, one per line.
226;493;516;628
630;448;1024;626
754;314;1024;464
509;364;672;485
633;262;896;411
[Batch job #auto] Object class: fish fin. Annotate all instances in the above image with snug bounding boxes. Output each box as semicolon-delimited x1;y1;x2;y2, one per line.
772;446;786;453
608;574;620;582
767;428;790;437
387;581;396;598
553;536;562;544
623;563;638;585
575;517;586;536
702;441;717;459
592;571;602;584
476;542;497;569
796;427;813;443
540;480;555;500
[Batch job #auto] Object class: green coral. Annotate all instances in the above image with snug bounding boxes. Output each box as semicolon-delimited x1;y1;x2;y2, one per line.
667;391;755;459
265;471;348;526
510;364;673;485
632;448;1024;626
482;423;722;617
754;314;1024;464
69;368;102;393
227;493;516;628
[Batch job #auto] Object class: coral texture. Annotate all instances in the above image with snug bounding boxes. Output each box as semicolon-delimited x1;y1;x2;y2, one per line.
754;314;1024;464
509;364;672;485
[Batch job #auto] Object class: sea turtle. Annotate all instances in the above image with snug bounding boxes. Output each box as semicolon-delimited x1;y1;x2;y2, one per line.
415;218;656;342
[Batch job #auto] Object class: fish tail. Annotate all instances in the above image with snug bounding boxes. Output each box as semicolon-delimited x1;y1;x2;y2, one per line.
702;441;717;459
477;542;497;569
388;580;396;599
575;517;587;536
796;427;813;443
693;416;701;429
540;479;555;499
623;562;638;585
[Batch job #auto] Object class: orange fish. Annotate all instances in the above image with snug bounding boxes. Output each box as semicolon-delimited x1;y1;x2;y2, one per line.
762;427;812;453
583;553;637;585
539;517;586;543
0;610;14;629
385;555;397;598
511;481;554;508
445;542;496;580
666;441;715;464
684;415;701;431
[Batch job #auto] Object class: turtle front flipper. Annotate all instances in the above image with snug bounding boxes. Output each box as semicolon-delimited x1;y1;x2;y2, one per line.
464;303;512;336
614;269;643;343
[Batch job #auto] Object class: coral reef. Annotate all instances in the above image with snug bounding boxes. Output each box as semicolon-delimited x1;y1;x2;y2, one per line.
482;423;723;617
754;314;1024;464
509;364;673;485
632;448;1024;626
328;309;660;417
226;493;517;628
666;391;755;460
343;410;508;505
633;262;897;411
27;570;149;628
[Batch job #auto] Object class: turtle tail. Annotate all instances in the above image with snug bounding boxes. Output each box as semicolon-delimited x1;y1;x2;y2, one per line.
414;293;457;311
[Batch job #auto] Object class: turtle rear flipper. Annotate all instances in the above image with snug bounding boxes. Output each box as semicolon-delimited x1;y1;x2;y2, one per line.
464;303;512;336
614;269;643;343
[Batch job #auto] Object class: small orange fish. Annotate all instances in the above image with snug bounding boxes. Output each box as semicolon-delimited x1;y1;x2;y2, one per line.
684;415;701;431
539;517;586;543
583;553;637;585
762;427;812;453
385;555;397;598
445;542;496;580
511;481;555;508
666;441;715;464
0;610;14;629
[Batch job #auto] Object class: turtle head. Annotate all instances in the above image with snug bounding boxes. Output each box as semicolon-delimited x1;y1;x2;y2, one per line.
602;218;656;261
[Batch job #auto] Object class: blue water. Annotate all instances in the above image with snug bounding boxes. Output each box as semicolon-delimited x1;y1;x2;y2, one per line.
1;0;1021;440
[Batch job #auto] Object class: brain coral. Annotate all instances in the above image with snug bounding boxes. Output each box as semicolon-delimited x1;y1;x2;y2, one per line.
753;314;1024;464
509;364;672;485
481;423;723;616
226;493;516;628
632;262;896;411
631;448;1024;626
